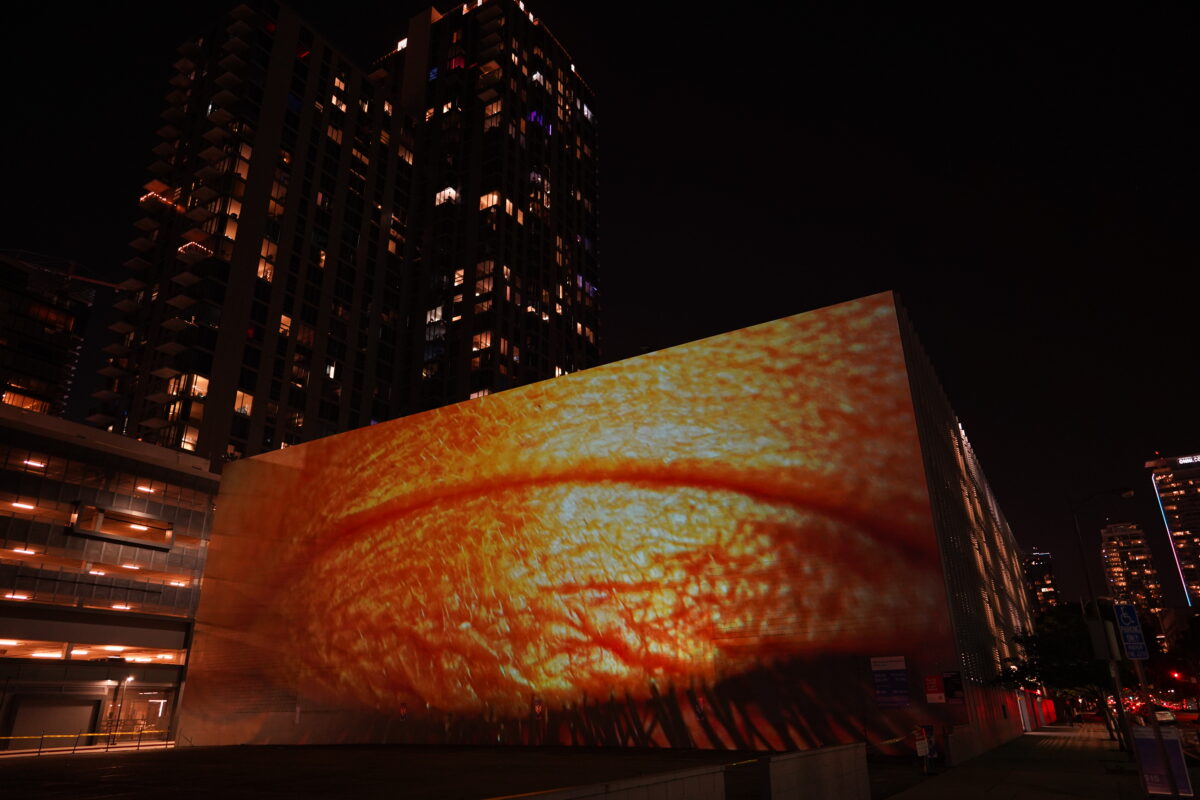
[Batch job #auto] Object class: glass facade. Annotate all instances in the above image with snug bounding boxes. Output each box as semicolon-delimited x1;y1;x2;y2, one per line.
0;404;218;749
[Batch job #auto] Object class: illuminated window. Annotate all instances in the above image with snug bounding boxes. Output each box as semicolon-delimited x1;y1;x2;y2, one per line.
426;306;443;324
326;125;343;144
334;77;346;91
1;391;50;414
279;315;292;336
181;425;200;452
384;100;394;114
189;375;209;398
469;389;491;399
475;276;493;295
453;269;465;286
325;362;337;379
479;191;500;210
234;391;254;416
472;331;492;351
435;187;459;205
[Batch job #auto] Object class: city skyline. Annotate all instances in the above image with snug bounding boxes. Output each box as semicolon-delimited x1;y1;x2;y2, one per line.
2;2;1196;603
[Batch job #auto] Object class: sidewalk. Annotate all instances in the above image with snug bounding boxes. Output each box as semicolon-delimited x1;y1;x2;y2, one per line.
891;722;1170;799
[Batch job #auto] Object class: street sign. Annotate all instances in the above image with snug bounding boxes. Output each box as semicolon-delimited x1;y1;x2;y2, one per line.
1133;725;1194;796
1114;603;1149;660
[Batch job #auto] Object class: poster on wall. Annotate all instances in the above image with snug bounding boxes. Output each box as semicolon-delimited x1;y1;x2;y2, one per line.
179;293;958;750
943;671;965;704
872;656;911;708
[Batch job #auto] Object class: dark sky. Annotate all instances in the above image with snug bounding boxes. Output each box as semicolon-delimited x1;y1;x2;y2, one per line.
2;2;1197;604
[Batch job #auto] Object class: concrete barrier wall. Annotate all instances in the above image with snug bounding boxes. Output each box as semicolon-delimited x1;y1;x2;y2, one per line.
509;764;726;800
768;742;870;800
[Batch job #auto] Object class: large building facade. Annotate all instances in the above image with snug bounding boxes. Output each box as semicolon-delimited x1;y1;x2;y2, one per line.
1147;454;1200;605
0;404;219;747
94;0;599;467
179;293;1032;760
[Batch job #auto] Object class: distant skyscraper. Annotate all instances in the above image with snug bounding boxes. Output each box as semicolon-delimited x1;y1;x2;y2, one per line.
1147;454;1200;606
93;0;599;467
1021;549;1059;614
1100;522;1164;613
0;254;93;418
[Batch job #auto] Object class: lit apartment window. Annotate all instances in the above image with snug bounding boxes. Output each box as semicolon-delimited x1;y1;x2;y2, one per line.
181;425;200;452
189;375;209;398
475;276;493;295
435;187;459;205
472;331;492;351
470;389;491;399
479;191;500;210
234;391;254;416
279;315;292;335
453;269;465;286
426;306;443;324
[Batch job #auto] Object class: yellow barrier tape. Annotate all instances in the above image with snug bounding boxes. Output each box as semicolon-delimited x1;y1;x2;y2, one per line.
0;730;167;741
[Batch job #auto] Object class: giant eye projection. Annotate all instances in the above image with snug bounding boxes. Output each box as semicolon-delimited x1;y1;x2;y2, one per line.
180;293;958;749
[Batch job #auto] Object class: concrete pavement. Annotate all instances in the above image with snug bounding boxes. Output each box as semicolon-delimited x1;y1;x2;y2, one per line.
891;722;1187;799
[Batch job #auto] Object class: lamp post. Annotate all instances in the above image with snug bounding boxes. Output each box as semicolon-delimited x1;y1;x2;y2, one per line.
113;675;134;746
1071;488;1134;751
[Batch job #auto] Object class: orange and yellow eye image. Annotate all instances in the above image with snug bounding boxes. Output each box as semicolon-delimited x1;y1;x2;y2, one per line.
181;293;958;750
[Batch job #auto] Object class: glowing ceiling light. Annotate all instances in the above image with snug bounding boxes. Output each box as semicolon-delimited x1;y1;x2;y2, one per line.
4;593;29;600
112;604;131;610
71;649;88;656
169;581;187;587
89;570;106;576
121;564;141;570
23;460;46;468
130;657;152;662
129;524;150;531
0;639;18;645
155;654;174;659
31;652;62;659
12;548;36;555
11;502;34;510
136;485;155;493
103;646;126;652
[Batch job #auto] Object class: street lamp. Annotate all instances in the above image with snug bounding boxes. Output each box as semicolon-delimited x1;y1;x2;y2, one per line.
1071;488;1134;750
114;675;134;745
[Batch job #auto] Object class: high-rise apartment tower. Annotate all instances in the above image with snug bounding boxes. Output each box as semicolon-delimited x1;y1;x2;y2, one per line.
1021;549;1059;615
94;0;599;466
1100;522;1164;614
1147;453;1200;606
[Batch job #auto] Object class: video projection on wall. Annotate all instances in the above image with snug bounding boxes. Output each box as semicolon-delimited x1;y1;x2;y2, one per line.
180;292;959;749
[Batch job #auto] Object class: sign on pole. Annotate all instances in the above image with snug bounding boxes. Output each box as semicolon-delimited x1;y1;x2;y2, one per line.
1114;603;1149;661
1133;725;1194;796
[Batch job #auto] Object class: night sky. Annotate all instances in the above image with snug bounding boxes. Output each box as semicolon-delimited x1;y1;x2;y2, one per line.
2;2;1196;605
